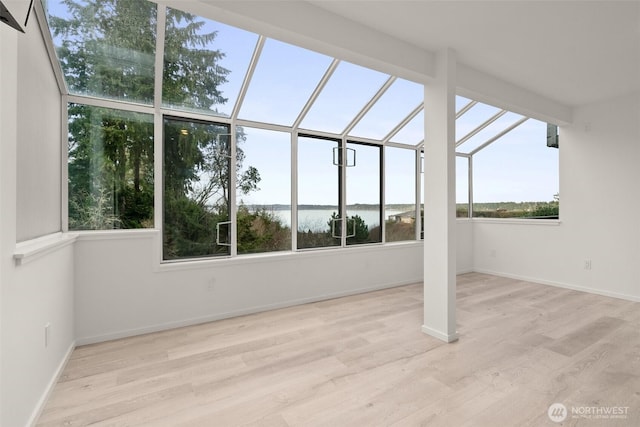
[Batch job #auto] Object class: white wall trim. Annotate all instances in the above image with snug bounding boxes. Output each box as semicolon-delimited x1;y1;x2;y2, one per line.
14;232;77;266
26;341;75;427
76;277;421;346
474;269;640;303
421;325;459;343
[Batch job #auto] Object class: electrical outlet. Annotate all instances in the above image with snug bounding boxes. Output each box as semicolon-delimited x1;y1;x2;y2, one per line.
584;260;592;270
206;278;216;292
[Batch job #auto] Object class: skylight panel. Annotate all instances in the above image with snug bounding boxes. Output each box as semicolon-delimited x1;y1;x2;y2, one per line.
299;61;389;134
238;39;333;126
456;111;526;154
390;109;424;145
162;9;258;117
455;102;502;144
456;96;473;113
349;79;424;140
45;0;157;104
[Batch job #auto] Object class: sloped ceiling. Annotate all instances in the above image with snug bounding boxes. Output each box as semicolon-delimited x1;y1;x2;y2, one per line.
165;0;639;108
307;0;640;107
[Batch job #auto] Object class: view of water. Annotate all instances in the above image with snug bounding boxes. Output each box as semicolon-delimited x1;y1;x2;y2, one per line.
263;208;407;232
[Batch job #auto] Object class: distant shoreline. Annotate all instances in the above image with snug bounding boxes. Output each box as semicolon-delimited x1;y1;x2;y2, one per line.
242;204;415;211
241;201;557;212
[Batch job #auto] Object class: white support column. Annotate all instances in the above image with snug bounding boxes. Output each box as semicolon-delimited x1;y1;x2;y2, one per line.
422;48;458;343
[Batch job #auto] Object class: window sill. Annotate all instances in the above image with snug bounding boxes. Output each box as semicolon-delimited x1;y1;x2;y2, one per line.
74;229;158;241
14;232;78;266
156;240;423;272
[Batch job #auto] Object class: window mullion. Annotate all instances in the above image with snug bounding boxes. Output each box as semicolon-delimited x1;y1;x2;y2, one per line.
154;5;166;234
468;155;474;218
230;122;238;257
416;149;423;240
61;95;69;232
291;132;298;251
380;146;385;243
340;138;347;247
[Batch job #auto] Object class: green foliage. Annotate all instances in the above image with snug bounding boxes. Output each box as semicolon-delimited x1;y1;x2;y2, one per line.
237;206;291;254
322;212;377;245
51;0;158;230
385;221;415;242
456;205;469;218
163;8;229;111
472;201;559;218
50;0;157;101
347;214;374;243
296;229;336;249
66;105;154;230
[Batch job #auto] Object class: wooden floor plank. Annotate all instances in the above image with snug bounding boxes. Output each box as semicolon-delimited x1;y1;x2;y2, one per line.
37;273;640;426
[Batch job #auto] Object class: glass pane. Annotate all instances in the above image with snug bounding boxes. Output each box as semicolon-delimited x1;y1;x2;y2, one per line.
385;147;416;242
297;136;340;249
456;156;469;218
349;79;423;140
237;127;291;254
457;112;526;154
390;109;424;145
472;119;559;219
163;8;258;117
456;102;502;145
239;39;333;126
67;104;154;230
163;117;231;260
456;95;473;113
45;0;156;104
346;142;381;245
300;61;389;134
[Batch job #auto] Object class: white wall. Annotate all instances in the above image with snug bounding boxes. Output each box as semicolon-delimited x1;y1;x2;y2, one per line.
74;234;425;344
1;17;75;427
473;92;640;301
16;12;62;242
456;219;473;274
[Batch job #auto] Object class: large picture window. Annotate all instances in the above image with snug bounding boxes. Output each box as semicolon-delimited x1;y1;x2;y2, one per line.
236;128;291;254
67;104;154;230
163;117;231;260
385;147;416;242
346;142;382;245
456;156;470;218
297;136;341;250
471;119;559;219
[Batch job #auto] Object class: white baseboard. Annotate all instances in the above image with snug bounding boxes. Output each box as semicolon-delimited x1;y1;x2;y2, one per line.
421;325;459;343
473;268;640;303
28;341;76;427
76;278;423;346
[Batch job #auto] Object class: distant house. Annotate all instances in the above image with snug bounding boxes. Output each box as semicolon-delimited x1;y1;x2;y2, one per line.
389;210;415;224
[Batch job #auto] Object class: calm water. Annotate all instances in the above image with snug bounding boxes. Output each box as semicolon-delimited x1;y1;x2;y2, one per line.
261;208;407;232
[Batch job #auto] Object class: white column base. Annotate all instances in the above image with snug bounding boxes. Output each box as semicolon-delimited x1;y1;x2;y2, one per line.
422;325;458;343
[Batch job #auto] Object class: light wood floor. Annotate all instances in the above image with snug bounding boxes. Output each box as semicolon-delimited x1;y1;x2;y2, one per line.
37;273;640;426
